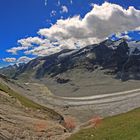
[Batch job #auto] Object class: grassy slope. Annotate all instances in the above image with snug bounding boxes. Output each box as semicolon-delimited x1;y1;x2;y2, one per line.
68;108;140;140
0;82;63;120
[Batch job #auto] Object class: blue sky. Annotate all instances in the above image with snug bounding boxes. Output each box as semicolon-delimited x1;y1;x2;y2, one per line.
0;0;140;67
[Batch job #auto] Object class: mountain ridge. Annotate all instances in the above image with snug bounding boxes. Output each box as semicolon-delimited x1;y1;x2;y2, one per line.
1;39;140;81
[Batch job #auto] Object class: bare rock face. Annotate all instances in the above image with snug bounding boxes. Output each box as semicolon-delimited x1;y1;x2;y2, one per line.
56;77;70;84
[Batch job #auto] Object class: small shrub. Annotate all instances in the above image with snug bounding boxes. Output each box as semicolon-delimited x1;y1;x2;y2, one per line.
89;116;102;127
64;117;76;132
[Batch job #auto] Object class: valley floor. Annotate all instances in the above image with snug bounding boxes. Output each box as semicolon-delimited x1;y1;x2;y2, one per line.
1;74;140;139
16;77;140;123
42;69;140;97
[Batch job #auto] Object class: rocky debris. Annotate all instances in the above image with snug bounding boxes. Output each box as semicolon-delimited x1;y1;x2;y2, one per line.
0;89;70;140
56;77;70;84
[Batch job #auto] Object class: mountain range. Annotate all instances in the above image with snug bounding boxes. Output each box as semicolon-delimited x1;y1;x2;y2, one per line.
1;38;140;82
1;38;140;139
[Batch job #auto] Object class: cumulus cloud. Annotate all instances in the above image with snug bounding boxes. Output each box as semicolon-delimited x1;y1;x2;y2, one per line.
37;2;140;51
115;32;132;40
3;57;16;63
17;37;44;46
135;26;140;31
3;56;33;64
84;3;140;39
61;5;68;13
7;37;44;54
8;2;140;57
25;46;62;56
7;46;29;54
121;35;132;40
17;56;33;63
90;3;95;7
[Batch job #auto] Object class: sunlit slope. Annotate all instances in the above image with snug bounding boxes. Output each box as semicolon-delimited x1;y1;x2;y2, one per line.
67;108;140;140
0;75;63;121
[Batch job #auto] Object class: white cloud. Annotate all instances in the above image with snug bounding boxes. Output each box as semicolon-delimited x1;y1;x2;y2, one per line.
25;46;61;56
50;10;56;17
121;35;132;40
44;0;47;6
3;57;16;63
90;3;95;7
7;46;29;54
7;37;44;54
18;37;44;46
115;32;132;40
17;56;33;63
135;26;140;31
8;2;140;57
38;2;140;51
57;0;61;6
2;56;33;64
61;5;68;13
83;2;140;39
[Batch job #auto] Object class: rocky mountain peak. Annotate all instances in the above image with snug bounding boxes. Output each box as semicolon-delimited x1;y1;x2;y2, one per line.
1;39;140;81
